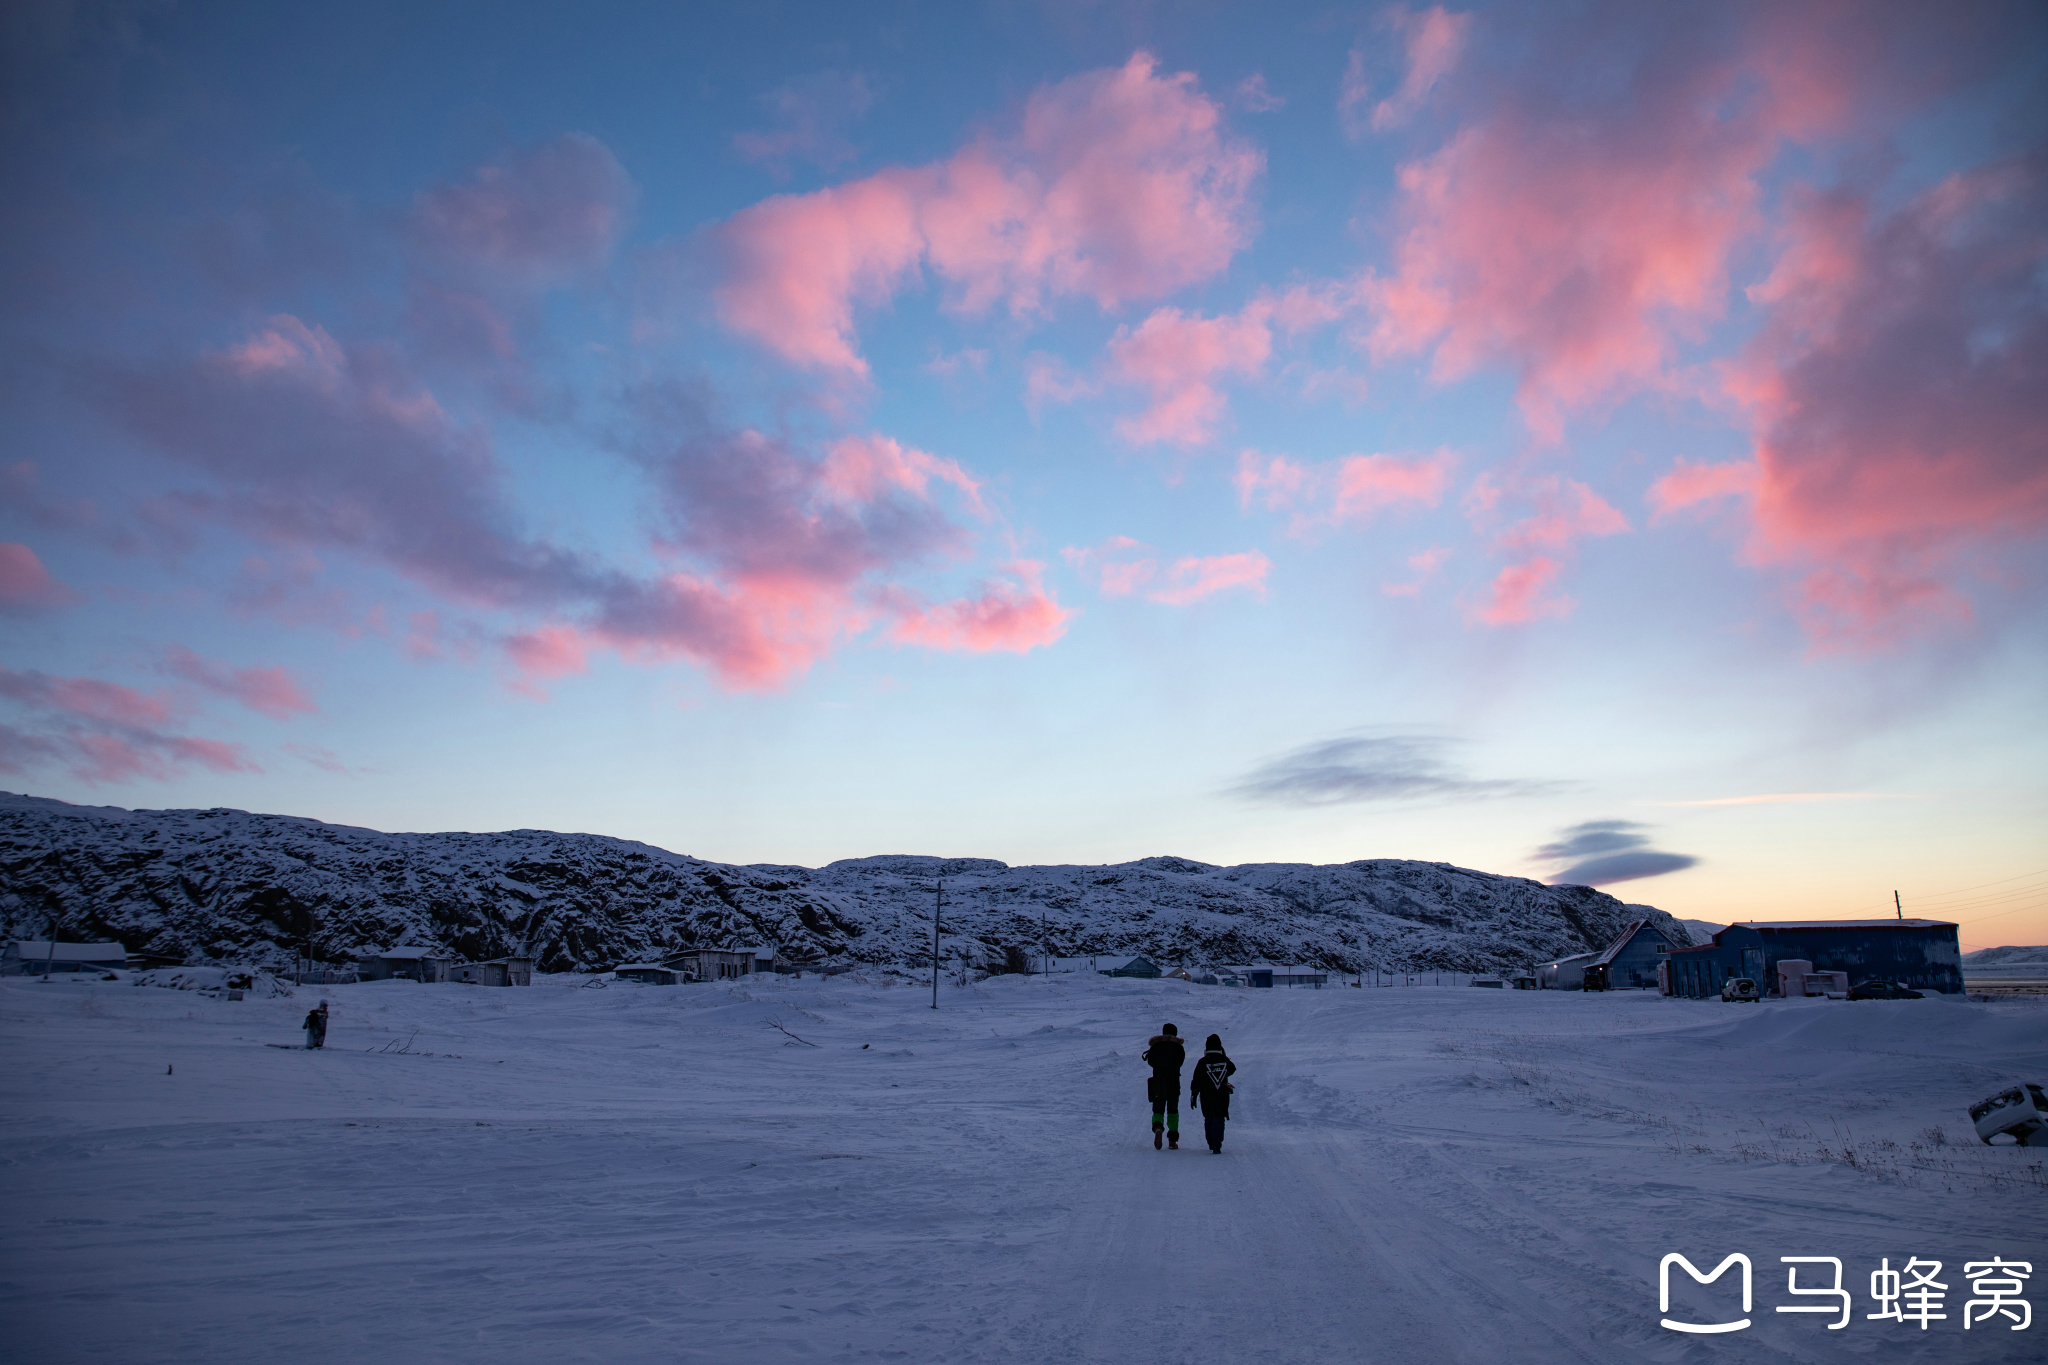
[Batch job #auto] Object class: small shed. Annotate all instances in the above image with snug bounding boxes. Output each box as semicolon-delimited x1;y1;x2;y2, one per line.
1537;952;1599;990
3;941;128;974
1581;920;1680;991
356;947;453;983
614;964;681;985
1103;956;1161;978
670;947;756;981
447;957;534;987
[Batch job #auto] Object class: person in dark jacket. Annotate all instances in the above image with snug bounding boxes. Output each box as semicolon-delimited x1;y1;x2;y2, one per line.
1188;1033;1236;1153
1141;1023;1186;1149
303;1001;328;1050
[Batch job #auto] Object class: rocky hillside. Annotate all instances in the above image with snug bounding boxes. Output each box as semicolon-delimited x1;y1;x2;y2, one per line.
0;793;1690;974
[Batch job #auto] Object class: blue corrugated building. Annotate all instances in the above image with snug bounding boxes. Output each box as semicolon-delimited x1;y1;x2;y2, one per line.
1663;919;1962;998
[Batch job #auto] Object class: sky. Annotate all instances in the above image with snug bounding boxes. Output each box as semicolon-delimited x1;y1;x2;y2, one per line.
1;0;2044;948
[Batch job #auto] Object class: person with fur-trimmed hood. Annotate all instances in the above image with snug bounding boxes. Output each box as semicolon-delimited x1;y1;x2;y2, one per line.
1141;1023;1186;1149
1188;1033;1236;1153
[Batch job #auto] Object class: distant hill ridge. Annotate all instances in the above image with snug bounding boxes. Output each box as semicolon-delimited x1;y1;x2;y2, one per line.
0;792;1689;975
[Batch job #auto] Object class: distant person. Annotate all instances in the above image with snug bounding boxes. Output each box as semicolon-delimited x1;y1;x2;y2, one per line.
303;1001;328;1050
1142;1022;1186;1149
1189;1033;1237;1154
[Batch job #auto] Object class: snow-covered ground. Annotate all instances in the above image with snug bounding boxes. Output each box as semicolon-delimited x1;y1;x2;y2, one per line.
3;971;2041;1364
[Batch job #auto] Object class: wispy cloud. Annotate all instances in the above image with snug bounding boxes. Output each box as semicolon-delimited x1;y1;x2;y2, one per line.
1232;734;1558;807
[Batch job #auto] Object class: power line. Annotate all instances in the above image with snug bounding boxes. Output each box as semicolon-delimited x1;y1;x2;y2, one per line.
1952;901;2046;927
1905;882;2048;912
1907;867;2048;900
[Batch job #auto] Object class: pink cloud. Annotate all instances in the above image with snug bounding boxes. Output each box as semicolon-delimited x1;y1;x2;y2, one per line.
883;564;1071;654
162;645;318;719
1107;307;1271;445
499;419;1024;692
1461;473;1628;625
1647;458;1759;521
409;134;634;286
1333;451;1456;519
733;71;876;179
1474;556;1568;625
1726;157;2048;646
1234;450;1311;511
1237;448;1454;533
1023;352;1098;411
1236;73;1284;113
1353;5;1949;441
1148;551;1271;605
711;171;925;375
0;666;258;784
0;543;79;613
503;624;592;698
1370;7;1473;133
1483;474;1630;554
819;434;984;513
405;611;443;661
712;52;1260;374
1093;286;1345;443
1063;536;1270;606
1337;49;1374;142
1063;536;1155;596
1382;544;1451;596
923;348;989;380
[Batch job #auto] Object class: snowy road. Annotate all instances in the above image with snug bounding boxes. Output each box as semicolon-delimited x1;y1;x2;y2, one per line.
3;972;2042;1364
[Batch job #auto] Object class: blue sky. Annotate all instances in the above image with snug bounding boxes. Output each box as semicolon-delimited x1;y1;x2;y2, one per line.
2;0;2044;945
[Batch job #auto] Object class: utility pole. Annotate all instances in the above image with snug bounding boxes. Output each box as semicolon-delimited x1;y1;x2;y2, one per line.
1894;889;1902;921
931;879;942;1009
41;904;61;981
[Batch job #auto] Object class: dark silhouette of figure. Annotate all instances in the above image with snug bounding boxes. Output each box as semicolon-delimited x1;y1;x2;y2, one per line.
303;1001;328;1050
1189;1033;1236;1153
1142;1023;1186;1149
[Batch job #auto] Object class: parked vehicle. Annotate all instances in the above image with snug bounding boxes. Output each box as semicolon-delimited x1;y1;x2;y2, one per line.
1847;979;1924;1000
1970;1083;2048;1146
1720;976;1759;1002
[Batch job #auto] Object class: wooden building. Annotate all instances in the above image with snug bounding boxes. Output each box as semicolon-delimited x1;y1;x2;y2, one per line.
1581;920;1681;991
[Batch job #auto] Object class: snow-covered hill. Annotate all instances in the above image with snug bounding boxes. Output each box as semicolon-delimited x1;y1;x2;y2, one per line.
1962;944;2048;964
0;792;1689;974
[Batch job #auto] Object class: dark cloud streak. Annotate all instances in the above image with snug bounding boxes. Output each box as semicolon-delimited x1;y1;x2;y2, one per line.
1537;819;1699;886
1231;735;1559;808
